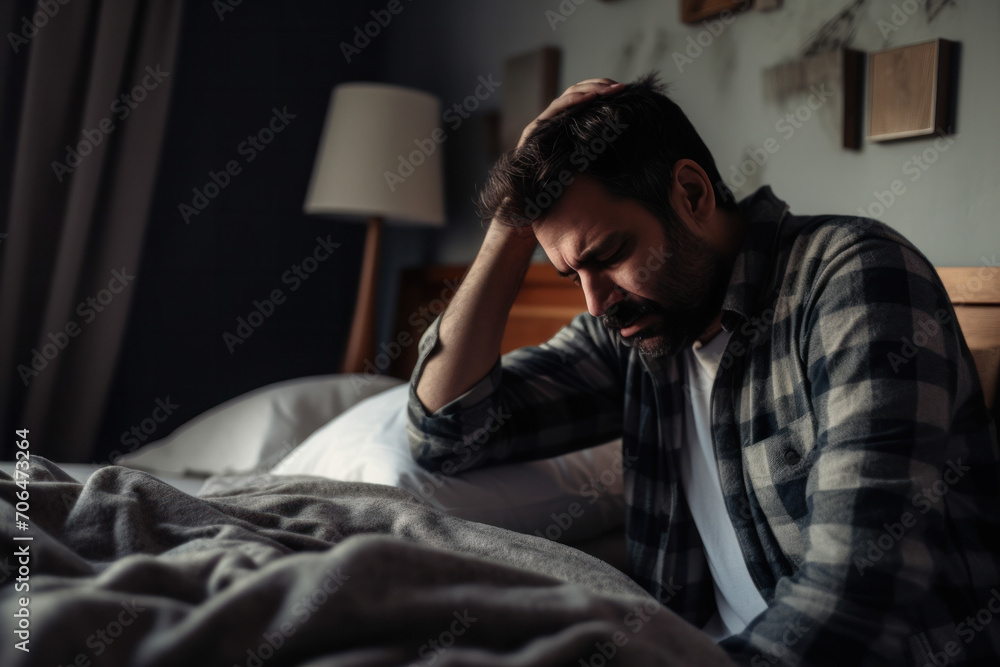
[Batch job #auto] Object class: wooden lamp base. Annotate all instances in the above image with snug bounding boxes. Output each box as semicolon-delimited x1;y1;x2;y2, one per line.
340;216;383;374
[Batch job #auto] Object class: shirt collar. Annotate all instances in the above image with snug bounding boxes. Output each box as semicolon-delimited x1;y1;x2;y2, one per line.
720;186;791;331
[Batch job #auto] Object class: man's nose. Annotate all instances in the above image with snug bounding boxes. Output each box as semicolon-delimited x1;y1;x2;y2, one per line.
581;272;624;318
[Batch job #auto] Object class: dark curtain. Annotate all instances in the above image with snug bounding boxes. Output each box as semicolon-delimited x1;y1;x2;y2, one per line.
0;0;184;459
91;3;386;464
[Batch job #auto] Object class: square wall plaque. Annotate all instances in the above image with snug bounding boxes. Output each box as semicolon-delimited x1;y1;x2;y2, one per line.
868;38;957;142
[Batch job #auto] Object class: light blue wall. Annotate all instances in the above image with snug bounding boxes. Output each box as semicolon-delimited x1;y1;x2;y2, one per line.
376;0;1000;346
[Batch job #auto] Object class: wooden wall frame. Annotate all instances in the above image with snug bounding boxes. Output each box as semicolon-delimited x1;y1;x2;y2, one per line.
868;38;957;142
681;0;751;24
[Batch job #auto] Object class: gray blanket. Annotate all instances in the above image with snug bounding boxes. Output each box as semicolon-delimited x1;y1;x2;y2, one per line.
1;457;731;666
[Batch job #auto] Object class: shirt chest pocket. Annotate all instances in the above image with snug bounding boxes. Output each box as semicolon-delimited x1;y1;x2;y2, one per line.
742;412;817;560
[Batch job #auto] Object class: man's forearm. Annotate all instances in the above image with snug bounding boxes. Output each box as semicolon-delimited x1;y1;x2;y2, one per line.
415;222;537;414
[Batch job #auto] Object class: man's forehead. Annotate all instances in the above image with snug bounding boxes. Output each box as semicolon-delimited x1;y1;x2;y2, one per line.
535;180;609;243
534;208;601;258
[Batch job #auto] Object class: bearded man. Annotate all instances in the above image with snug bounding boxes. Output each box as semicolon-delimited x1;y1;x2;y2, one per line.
406;74;1000;666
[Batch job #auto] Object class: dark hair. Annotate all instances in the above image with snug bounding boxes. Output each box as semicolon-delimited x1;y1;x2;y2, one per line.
475;72;736;233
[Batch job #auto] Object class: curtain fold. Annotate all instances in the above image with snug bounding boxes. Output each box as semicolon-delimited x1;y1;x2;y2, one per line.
0;0;184;460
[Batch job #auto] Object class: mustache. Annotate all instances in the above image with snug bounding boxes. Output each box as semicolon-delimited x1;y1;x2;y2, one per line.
601;298;665;330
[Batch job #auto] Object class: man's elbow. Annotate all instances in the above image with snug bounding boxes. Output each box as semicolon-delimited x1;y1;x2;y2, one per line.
406;426;442;472
406;422;473;474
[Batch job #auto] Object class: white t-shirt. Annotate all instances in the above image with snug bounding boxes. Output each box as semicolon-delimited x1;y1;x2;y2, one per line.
679;329;768;641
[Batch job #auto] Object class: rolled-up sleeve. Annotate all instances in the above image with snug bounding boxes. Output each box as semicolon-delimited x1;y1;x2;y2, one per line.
407;312;628;473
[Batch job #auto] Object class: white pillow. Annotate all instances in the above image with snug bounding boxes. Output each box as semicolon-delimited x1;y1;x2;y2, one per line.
272;384;626;543
118;374;404;476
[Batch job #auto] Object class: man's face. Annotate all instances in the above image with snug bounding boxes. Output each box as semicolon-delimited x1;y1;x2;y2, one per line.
533;176;733;358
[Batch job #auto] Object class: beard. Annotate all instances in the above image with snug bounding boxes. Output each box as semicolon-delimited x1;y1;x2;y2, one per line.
601;221;733;359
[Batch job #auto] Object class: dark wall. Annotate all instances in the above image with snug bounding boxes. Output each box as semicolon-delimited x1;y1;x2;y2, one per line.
93;1;389;462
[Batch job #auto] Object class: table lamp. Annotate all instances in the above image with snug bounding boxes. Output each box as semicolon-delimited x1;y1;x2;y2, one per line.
304;83;445;374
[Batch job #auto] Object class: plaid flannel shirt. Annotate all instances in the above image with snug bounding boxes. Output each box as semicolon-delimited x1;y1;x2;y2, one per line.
407;186;1000;666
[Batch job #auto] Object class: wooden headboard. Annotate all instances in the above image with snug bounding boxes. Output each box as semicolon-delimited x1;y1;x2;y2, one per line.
936;267;1000;415
388;264;1000;418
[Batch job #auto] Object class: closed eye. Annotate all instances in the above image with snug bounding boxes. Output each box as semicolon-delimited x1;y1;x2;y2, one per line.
601;246;627;266
559;247;627;286
556;234;632;284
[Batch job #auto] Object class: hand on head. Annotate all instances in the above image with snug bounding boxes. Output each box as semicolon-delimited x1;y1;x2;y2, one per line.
516;78;623;151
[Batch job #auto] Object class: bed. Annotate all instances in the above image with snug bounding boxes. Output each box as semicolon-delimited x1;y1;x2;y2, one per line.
1;262;998;666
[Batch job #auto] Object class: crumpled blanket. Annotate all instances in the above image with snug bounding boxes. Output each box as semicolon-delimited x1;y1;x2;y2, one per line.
0;457;731;666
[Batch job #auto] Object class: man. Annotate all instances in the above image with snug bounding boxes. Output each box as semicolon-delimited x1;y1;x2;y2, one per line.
406;74;1000;665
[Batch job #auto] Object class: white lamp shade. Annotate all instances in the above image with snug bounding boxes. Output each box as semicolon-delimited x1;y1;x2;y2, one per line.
304;83;445;227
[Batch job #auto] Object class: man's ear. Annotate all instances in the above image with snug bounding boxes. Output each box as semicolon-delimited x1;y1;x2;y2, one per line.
669;159;716;231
